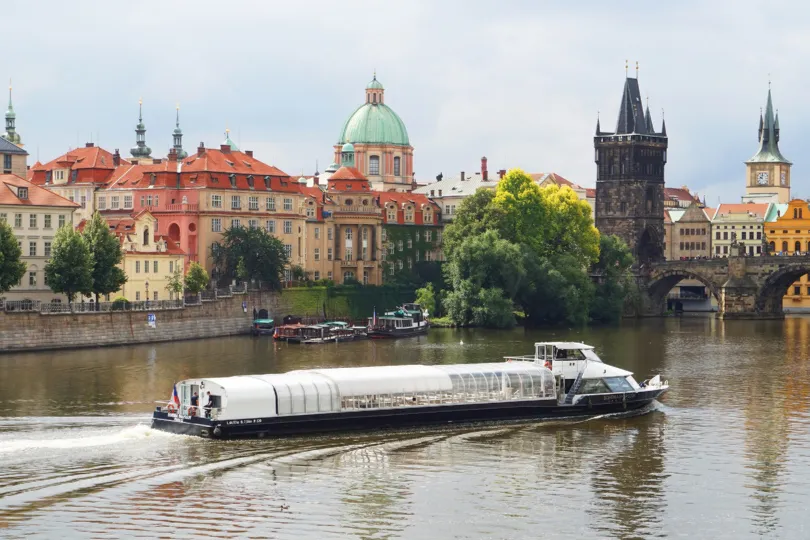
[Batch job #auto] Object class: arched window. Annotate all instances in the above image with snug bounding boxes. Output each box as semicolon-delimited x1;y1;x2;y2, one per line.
372;94;377;104
343;271;355;282
801;209;804;219
143;227;149;246
369;156;380;176
769;241;776;252
393;156;401;176
782;241;789;252
796;241;802;253
794;208;798;219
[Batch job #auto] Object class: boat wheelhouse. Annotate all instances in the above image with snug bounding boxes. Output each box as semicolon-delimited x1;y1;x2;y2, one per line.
367;303;429;339
152;342;668;439
273;323;306;341
251;318;275;336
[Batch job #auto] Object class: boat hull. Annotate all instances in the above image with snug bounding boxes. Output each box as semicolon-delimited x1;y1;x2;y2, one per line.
151;388;665;439
368;325;429;339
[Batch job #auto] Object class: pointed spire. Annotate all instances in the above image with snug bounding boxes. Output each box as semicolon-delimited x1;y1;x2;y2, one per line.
222;127;239;151
2;78;21;145
130;98;151;158
172;104;187;159
644;98;654;133
747;85;789;164
595;111;602;135
661;109;667;136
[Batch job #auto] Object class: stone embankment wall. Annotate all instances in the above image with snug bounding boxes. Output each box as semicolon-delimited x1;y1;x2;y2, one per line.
0;291;290;353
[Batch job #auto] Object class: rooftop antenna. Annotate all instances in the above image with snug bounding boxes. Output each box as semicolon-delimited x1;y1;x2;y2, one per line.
636;61;639;78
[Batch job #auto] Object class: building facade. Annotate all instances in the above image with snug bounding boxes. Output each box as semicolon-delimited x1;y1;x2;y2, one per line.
765;200;810;311
334;75;414;192
379;191;443;279
711;203;769;257
29;144;126;226
594;75;667;264
670;202;712;259
0;174;79;302
744;88;791;204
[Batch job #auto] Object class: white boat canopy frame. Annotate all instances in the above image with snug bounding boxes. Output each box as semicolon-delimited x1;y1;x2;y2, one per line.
182;362;556;421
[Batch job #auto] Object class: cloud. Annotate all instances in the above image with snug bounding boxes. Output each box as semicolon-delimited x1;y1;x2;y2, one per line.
4;0;808;203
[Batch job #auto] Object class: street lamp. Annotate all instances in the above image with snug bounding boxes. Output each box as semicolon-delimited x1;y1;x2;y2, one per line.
145;280;150;305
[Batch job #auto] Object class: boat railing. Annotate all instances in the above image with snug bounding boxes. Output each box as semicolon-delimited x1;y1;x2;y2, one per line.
503;355;538;362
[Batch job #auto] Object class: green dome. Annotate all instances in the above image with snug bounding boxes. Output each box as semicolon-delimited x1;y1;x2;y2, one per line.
338;103;410;146
366;76;384;90
341;142;354;152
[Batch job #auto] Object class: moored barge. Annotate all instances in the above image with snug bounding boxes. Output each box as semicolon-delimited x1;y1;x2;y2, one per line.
151;342;668;439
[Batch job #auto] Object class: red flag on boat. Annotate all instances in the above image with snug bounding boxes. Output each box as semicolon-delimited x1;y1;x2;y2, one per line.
170;384;180;406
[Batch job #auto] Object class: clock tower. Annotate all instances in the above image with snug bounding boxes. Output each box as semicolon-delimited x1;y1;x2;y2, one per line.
745;87;791;203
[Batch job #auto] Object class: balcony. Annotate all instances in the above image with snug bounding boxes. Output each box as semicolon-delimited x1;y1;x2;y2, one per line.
165;203;199;212
333;206;382;215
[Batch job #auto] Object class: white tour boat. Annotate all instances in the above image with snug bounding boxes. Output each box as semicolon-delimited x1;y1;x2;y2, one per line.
151;342;668;439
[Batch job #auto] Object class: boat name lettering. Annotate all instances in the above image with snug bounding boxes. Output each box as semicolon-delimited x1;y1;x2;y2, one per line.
226;418;262;425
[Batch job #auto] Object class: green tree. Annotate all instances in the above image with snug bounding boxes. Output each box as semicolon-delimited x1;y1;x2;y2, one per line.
211;226;289;290
82;212;127;303
415;282;436;316
590;235;635;323
45;226;93;304
165;266;184;299
184;262;209;294
0;220;26;293
442;189;501;259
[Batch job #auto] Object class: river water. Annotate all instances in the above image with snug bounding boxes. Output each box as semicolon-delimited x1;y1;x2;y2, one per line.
1;317;810;539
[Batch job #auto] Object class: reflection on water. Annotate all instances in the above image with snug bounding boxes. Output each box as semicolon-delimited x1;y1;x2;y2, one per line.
2;318;810;538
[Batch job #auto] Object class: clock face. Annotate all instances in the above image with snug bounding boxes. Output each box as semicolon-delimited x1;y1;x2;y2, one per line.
757;171;769;185
781;171;787;185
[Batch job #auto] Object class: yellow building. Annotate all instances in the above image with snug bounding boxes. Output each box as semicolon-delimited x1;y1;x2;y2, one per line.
764;199;810;311
87;211;185;302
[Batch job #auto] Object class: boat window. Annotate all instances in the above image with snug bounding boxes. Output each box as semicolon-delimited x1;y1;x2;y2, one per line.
604;377;634;393
557;348;586;360
578;378;612;394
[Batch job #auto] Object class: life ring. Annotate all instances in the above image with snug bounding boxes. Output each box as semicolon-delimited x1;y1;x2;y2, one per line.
188;406;197;417
544;360;552;370
167;403;177;414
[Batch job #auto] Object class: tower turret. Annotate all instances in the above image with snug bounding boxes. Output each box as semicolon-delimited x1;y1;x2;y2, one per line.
2;79;22;146
130;98;152;158
745;86;792;203
172;105;187;159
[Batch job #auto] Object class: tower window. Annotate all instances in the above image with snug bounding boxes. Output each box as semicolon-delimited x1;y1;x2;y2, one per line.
393;156;401;176
369;156;380;176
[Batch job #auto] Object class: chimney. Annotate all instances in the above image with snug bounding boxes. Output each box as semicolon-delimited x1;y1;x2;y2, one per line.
197;142;205;157
168;148;177;162
498;169;506;179
85;142;95;148
245;150;253;158
460;170;465;181
481;156;488;180
113;149;121;167
221;144;231;153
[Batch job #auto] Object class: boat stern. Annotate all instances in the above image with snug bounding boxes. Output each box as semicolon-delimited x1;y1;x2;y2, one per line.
151;407;220;438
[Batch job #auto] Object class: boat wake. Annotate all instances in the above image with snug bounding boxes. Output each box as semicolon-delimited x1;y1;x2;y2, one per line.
0;422;174;454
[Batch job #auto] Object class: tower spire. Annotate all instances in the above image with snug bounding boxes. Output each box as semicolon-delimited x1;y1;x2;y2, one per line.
746;85;790;165
130;98;152;159
172;103;187;159
2;78;21;146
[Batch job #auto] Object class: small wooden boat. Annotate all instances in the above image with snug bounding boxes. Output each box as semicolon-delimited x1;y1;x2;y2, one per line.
273;323;306;341
251;318;275;336
367;303;429;339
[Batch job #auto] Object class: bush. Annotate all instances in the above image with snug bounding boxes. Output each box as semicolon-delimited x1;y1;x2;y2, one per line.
111;296;130;311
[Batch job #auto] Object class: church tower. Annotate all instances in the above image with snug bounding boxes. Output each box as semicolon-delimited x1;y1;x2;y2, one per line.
744;87;791;203
594;70;667;264
130;98;152;159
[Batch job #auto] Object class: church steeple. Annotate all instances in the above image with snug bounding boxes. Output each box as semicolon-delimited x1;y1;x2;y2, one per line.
2;79;22;146
745;85;792;204
748;87;789;164
130;98;152;158
172;104;187;159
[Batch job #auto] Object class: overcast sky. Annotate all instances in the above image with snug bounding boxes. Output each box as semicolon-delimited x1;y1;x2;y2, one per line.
4;0;808;204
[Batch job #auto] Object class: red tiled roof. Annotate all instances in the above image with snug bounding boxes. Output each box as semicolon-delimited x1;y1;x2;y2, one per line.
702;207;716;220
33;145;126;172
102;147;296;192
665;187;700;204
0;174;80;208
714;203;769;218
530;172;576;187
80;212;186;255
585;187;596;198
329;167;367;181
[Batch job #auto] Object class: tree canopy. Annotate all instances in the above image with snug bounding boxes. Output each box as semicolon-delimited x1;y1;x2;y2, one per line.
45;226;93;303
441;168;622;327
211;226;289;290
184;262;209;294
82;212;127;302
0;220;26;294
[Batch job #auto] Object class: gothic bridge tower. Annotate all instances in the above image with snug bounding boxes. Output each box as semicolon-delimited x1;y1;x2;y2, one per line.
595;70;667;265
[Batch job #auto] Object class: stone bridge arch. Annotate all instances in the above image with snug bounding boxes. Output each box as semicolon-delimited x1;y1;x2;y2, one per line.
646;267;723;308
755;263;810;315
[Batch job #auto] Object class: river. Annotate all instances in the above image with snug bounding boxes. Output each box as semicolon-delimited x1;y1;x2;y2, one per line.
1;317;810;539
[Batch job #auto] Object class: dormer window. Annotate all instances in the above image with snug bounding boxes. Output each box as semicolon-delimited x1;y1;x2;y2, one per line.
247;175;254;188
150;173;156;186
229;174;236;188
264;176;271;189
17;187;28;200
